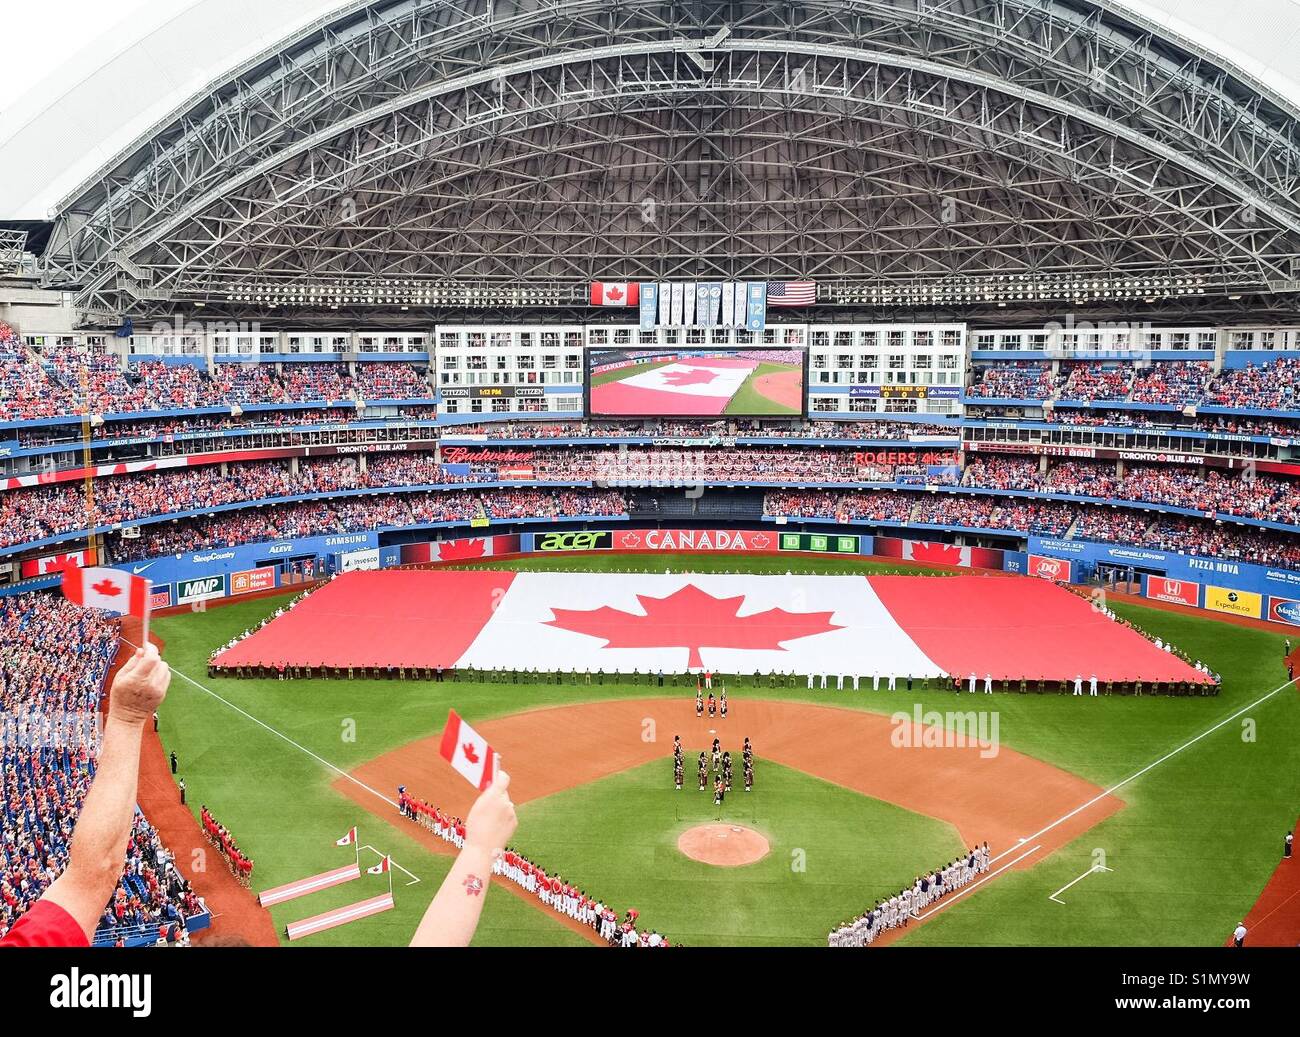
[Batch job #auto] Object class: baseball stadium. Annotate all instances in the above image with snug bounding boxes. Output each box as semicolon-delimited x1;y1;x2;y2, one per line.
0;0;1298;991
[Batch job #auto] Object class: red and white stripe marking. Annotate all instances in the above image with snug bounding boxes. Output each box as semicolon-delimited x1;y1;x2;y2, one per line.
285;892;395;941
257;862;361;907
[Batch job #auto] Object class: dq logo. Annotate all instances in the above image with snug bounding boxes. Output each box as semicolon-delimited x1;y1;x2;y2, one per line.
1029;555;1070;581
534;531;612;552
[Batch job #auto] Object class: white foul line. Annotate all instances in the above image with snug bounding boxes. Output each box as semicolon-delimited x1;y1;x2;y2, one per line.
362;843;421;886
124;638;398;811
990;677;1295;867
1048;863;1113;904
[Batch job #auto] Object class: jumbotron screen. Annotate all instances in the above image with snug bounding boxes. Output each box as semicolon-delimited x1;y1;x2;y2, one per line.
587;348;806;417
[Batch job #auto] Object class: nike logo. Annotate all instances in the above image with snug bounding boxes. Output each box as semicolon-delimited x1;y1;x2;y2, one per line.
130;561;157;575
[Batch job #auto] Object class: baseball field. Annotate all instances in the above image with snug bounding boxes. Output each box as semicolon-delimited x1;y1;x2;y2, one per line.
148;553;1299;947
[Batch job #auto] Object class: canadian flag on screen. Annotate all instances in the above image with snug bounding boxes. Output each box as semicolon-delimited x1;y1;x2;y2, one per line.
61;566;150;618
589;282;639;306
439;709;496;790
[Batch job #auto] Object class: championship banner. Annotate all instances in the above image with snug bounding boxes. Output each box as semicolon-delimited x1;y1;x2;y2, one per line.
669;283;684;326
639;282;658;331
745;281;767;331
721;282;736;327
658;282;671;326
684;282;696;327
1145;576;1200;607
1205;586;1262;619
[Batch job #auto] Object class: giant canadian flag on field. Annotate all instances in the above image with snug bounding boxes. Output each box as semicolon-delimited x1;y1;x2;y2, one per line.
61;566;150;618
439;709;497;790
456;572;944;677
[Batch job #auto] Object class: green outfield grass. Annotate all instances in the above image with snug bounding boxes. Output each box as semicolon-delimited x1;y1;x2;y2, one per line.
723;360;803;415
151;553;1299;947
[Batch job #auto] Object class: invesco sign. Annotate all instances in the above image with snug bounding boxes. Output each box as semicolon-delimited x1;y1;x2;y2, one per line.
534;531;612;552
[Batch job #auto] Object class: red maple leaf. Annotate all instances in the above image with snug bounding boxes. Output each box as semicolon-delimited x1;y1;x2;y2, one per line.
620;532;643;548
92;579;123;597
661;368;718;387
605;286;624;302
461;742;479;764
438;538;487;562
910;542;966;565
545;583;842;669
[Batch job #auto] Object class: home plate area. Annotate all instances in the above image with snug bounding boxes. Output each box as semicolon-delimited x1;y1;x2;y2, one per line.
212;569;1208;684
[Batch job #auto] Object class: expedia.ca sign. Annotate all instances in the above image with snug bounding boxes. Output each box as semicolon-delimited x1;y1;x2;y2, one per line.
533;531;612;552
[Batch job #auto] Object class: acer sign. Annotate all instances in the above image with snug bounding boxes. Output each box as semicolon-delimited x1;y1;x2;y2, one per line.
533;531;612;552
1145;577;1199;607
1027;554;1072;582
613;529;776;553
229;567;277;596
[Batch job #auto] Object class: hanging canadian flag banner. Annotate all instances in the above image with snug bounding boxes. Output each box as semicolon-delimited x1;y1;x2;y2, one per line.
589;282;639;306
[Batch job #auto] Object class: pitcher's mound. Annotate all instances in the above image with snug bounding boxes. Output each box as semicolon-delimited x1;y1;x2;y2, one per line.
678;824;770;866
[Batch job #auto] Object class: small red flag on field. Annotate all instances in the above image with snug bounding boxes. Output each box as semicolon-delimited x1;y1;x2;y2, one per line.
439;709;496;790
367;855;391;875
61;566;150;619
335;826;357;847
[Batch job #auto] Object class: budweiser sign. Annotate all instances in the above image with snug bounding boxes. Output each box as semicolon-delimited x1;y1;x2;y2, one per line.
441;447;535;464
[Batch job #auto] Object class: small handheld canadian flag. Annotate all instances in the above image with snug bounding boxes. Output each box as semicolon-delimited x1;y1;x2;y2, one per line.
335;826;357;847
61;565;152;641
367;855;391;875
439;709;497;790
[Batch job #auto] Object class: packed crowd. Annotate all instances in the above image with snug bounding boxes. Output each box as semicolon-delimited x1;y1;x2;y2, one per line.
829;844;991;947
105;488;626;559
0;594;201;944
199;807;254;886
961;455;1300;525
1203;357;1300;412
1128;361;1213;406
398;788;670;947
1055;362;1133;403
966;362;1054;400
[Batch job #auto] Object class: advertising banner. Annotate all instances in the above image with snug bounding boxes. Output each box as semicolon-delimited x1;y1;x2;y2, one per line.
1027;554;1073;582
531;530;612;553
340;549;381;573
872;536;1005;570
1204;585;1263;619
1267;596;1300;627
612;529;777;553
778;531;861;555
177;575;226;605
230;567;277;595
149;583;173;610
1145;576;1200;607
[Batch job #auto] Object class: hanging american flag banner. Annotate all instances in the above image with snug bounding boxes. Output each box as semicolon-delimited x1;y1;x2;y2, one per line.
765;280;816;307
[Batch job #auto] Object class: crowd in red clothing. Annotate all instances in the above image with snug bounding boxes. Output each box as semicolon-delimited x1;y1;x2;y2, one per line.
450;419;956;441
200;807;254;886
1056;362;1134;402
1128;361;1213;405
0;594;201;944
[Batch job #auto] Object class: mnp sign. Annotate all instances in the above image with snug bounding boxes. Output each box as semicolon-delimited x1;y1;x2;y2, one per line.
177;575;226;605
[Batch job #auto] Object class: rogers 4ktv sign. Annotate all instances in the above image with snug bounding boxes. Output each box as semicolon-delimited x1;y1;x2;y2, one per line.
1027;554;1072;582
